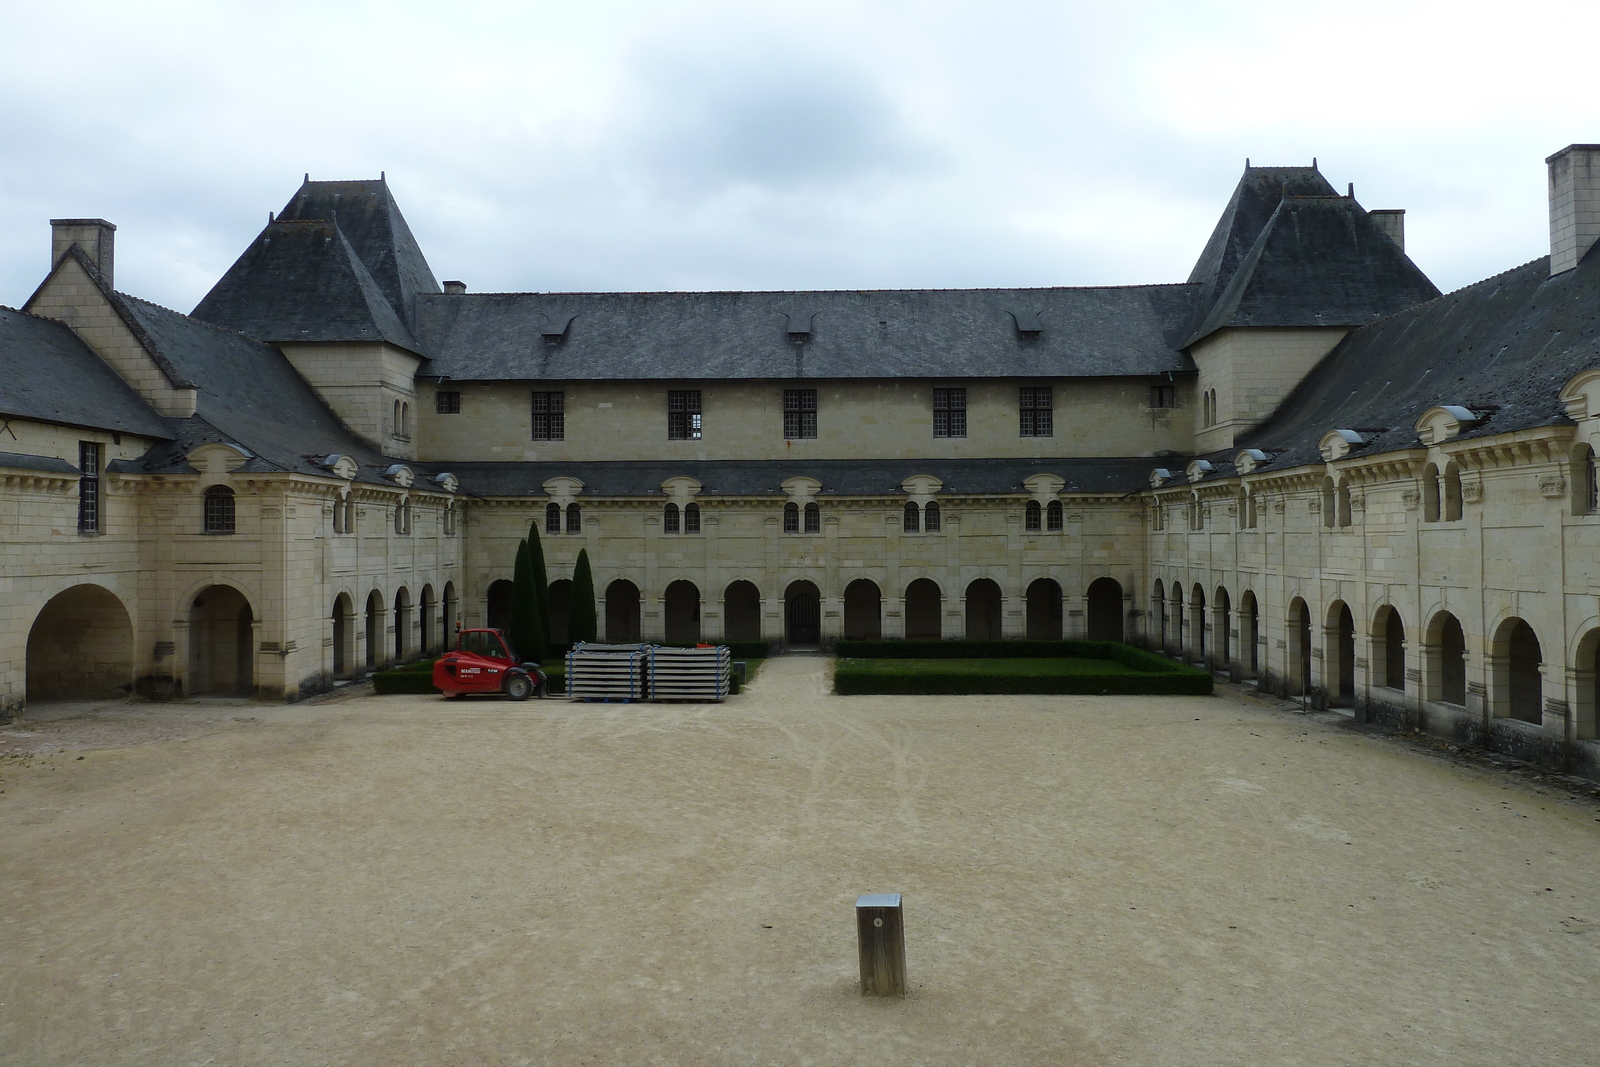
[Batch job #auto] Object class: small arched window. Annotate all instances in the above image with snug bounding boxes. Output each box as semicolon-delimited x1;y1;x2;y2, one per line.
783;502;799;533
1572;443;1598;516
332;494;345;534
344;496;355;533
444;505;456;536
1443;462;1463;521
1336;479;1352;528
1025;500;1042;531
685;502;700;533
904;501;920;532
566;502;582;533
664;502;680;533
393;399;402;437
401;402;410;438
1321;477;1336;528
804;502;820;533
1046;499;1063;531
204;485;235;533
1188;496;1202;531
924;501;941;532
546;503;561;534
1422;463;1440;522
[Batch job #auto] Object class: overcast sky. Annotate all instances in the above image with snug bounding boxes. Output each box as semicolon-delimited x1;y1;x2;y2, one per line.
2;0;1596;312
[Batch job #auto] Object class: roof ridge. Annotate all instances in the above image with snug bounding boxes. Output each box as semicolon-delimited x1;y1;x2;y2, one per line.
118;291;282;349
423;281;1204;299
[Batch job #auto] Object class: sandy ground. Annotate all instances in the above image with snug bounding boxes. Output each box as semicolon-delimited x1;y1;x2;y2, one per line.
2;658;1599;1066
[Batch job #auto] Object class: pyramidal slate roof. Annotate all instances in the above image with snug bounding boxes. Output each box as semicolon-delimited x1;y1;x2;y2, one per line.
1184;165;1439;345
1232;249;1600;474
414;284;1202;382
191;179;438;354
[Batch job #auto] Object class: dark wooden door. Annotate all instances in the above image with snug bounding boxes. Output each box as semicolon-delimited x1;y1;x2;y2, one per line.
787;593;820;645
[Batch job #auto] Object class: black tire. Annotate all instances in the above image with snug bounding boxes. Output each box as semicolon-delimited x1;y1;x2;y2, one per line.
504;674;533;701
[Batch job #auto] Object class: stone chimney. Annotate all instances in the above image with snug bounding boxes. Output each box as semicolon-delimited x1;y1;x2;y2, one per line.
1369;209;1405;251
442;280;467;295
51;218;116;288
1548;144;1600;275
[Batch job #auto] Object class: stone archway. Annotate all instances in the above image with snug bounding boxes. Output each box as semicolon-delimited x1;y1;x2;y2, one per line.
331;593;355;678
1086;578;1123;642
784;581;821;647
26;584;134;700
605;580;642;643
843;579;882;640
904;579;942;640
965;579;1002;640
1492;618;1543;724
664;580;701;644
547;580;572;646
486;580;514;633
1327;601;1356;706
1288;597;1311;696
190;585;254;695
1027;578;1063;641
723;581;762;642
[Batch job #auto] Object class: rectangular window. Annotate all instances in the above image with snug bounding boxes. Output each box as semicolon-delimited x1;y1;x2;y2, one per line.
1019;387;1053;437
1150;385;1177;409
531;391;564;440
436;390;461;414
668;390;703;440
933;387;966;438
783;389;817;439
77;441;101;534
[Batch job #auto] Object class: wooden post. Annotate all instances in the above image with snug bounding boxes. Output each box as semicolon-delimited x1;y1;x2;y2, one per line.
856;893;906;996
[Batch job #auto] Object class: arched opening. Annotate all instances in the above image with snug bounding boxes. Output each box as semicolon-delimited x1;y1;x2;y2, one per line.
190;585;255;694
1373;606;1406;691
1422;463;1440;522
784;580;821;647
1171;585;1185;659
1443;462;1463;521
1027;578;1064;641
605;580;642;643
1047;500;1063;531
1427;612;1468;705
486;579;514;633
1321;478;1336;528
331;593;354;678
25;584;134;700
547;579;572;645
664;580;701;644
685;503;700;533
1025;500;1041;531
393;587;411;662
1288;597;1311;696
1492;618;1543;723
905;579;942;640
1214;586;1231;670
566;502;582;533
804;502;820;533
420;585;435;653
1336;479;1352;527
1240;590;1259;677
1191;583;1207;665
1327;602;1356;706
723;581;763;642
1573;443;1599;516
364;591;382;670
664;503;681;533
783;502;800;533
1576;628;1600;740
546;503;561;534
843;579;882;640
903;502;919;533
924;502;941;532
1086;577;1123;642
442;582;457;640
965;579;1003;640
1151;580;1167;652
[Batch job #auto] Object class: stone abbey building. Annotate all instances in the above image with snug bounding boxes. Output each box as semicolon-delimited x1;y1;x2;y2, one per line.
4;146;1600;775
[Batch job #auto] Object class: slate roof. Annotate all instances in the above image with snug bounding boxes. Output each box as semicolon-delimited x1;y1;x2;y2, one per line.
1227;250;1600;475
442;457;1156;499
1183;165;1439;345
191;219;421;352
112;296;416;484
0;305;171;438
414;284;1202;382
0;451;83;474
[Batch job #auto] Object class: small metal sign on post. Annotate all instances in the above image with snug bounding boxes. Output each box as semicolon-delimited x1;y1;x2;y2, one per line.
856;893;907;996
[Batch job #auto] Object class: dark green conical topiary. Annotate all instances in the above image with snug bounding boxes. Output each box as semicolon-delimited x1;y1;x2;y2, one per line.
525;518;551;661
510;538;547;664
568;548;598;644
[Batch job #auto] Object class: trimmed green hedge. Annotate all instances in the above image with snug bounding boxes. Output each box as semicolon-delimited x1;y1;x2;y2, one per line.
836;639;1179;662
833;645;1210;697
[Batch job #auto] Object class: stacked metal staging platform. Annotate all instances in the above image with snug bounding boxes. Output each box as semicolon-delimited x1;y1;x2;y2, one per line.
565;643;733;703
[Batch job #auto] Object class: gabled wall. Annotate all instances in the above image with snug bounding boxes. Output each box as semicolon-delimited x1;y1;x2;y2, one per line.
277;342;420;458
1189;327;1348;452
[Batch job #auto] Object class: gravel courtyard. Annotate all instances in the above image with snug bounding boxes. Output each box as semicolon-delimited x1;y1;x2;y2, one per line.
3;656;1598;1066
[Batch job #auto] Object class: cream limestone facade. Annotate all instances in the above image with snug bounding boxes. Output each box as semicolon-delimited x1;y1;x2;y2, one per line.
6;148;1600;788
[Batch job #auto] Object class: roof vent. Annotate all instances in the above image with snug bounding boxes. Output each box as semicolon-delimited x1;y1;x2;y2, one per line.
540;314;575;343
1319;429;1367;461
785;312;814;341
442;280;467;295
1150;468;1173;488
1008;310;1044;336
1234;448;1270;474
1414;405;1484;445
1185;459;1214;482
